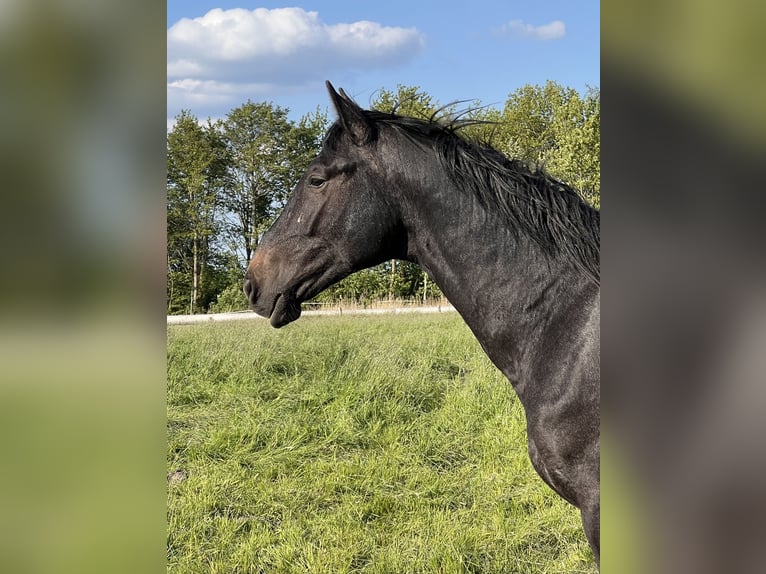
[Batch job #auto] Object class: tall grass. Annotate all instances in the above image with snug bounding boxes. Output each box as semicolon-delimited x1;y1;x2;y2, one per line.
167;314;595;573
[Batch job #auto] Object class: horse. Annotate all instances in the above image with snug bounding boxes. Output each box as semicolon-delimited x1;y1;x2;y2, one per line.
244;81;600;564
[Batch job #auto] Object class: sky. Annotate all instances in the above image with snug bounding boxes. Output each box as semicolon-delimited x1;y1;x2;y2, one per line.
167;1;599;127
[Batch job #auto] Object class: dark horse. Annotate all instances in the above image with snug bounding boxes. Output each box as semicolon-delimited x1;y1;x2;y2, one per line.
244;82;600;563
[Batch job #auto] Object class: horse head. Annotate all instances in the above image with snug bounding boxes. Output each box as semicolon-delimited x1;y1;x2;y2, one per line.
244;82;405;327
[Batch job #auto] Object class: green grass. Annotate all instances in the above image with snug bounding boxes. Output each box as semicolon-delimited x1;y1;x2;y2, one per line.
167;313;595;573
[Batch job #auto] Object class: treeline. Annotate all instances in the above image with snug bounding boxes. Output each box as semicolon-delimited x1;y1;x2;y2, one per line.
167;82;600;315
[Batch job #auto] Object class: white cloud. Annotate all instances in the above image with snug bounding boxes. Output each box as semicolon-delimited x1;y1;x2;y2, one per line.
167;7;426;91
167;77;287;115
497;19;566;41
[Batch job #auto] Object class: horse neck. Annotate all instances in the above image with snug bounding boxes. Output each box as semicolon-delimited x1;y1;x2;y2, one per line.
399;173;598;389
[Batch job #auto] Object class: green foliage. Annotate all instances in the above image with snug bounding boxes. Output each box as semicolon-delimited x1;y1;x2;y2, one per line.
208;283;249;314
167;111;229;314
167;315;596;572
167;105;327;315
490;82;600;208
372;84;439;119
311;260;443;305
313;268;387;305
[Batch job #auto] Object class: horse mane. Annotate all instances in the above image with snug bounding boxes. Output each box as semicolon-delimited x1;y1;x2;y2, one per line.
326;110;600;286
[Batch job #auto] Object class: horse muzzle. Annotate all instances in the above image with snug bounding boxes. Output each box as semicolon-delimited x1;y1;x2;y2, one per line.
243;273;301;328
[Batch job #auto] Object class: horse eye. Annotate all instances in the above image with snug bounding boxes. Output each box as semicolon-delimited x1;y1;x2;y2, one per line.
308;176;326;188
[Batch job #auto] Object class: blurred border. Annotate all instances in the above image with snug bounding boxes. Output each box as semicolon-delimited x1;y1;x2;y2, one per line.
602;1;766;572
0;1;166;573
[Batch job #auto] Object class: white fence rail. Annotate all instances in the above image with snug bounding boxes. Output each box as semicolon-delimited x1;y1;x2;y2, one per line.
167;305;457;326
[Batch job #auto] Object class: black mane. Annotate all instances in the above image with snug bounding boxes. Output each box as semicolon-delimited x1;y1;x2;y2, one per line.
326;111;600;285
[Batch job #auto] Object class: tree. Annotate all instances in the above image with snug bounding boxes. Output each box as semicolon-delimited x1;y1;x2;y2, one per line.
219;101;292;269
544;87;600;208
372;84;438;119
219;102;327;272
492;82;600;207
167;111;228;314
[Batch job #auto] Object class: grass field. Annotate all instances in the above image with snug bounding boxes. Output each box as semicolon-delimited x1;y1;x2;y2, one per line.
167;313;596;573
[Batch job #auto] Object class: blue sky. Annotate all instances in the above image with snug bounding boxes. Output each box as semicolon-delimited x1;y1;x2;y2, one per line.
167;1;599;126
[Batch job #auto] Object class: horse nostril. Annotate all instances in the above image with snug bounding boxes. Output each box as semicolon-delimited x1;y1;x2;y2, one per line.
243;278;256;303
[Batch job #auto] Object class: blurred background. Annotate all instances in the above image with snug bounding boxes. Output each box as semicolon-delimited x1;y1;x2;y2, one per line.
0;1;165;573
0;0;764;572
602;1;766;573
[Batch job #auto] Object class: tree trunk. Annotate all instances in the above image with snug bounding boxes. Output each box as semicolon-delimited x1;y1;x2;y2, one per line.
167;253;174;314
190;234;199;315
388;259;396;301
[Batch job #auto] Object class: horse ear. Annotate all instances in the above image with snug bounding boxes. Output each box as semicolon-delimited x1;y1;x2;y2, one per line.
326;80;374;145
